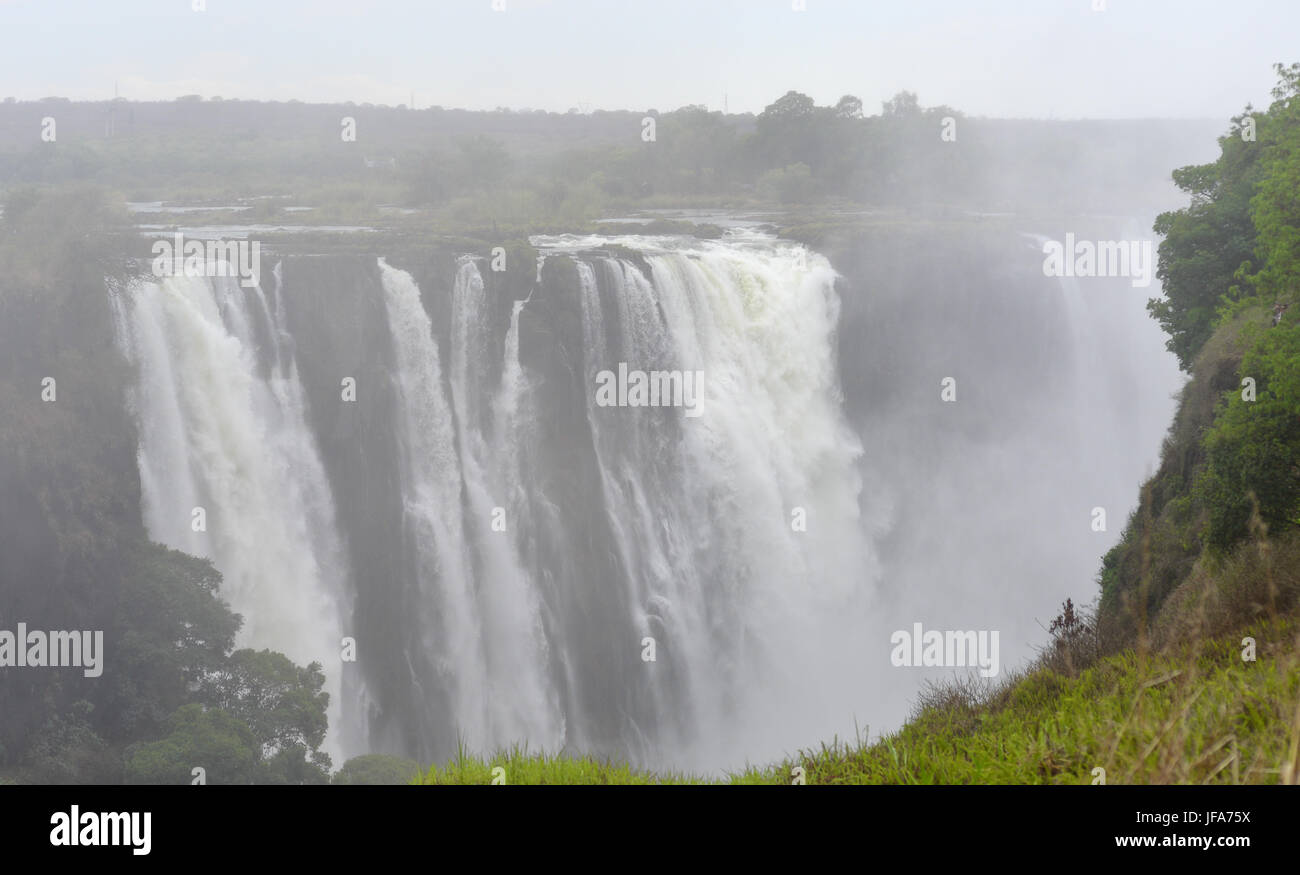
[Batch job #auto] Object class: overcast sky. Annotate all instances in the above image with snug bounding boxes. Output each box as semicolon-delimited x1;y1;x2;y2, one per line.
1;0;1295;118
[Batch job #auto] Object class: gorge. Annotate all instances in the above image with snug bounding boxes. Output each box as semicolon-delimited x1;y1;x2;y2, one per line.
105;221;1183;773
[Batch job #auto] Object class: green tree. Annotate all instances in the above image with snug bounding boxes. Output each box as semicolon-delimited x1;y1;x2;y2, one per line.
658;106;738;193
455;135;512;193
198;649;332;783
333;754;422;785
101;545;241;742
400;146;449;206
1194;64;1300;549
757;162;815;203
1246;62;1300;303
834;95;864;120
20;701;119;784
881;90;921;117
1149;112;1264;370
124;704;260;784
760;90;816;122
1197;320;1300;549
754;91;818;169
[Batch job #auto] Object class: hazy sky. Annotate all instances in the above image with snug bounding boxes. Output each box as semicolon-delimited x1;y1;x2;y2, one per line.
2;0;1296;118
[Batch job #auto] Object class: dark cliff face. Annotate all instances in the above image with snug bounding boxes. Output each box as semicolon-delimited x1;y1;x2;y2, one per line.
275;256;405;753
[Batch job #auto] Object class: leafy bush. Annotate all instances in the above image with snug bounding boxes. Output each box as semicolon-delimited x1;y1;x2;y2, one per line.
333;754;422;785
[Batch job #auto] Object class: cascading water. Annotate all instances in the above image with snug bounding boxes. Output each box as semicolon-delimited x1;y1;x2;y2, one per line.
111;264;356;759
377;258;563;757
370;233;880;772
565;235;878;767
107;226;1179;775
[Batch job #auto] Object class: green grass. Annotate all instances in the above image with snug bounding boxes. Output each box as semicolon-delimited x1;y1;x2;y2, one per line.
413;743;706;785
412;616;1300;786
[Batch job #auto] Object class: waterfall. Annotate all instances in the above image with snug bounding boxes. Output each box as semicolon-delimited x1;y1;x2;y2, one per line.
111;265;355;760
377;257;563;757
371;233;877;771
112;233;881;773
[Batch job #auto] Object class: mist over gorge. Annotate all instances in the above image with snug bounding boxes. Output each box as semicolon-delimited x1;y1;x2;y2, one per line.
98;212;1188;772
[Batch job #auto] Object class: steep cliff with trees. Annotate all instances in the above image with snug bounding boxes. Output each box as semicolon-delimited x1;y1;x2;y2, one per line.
0;189;336;784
